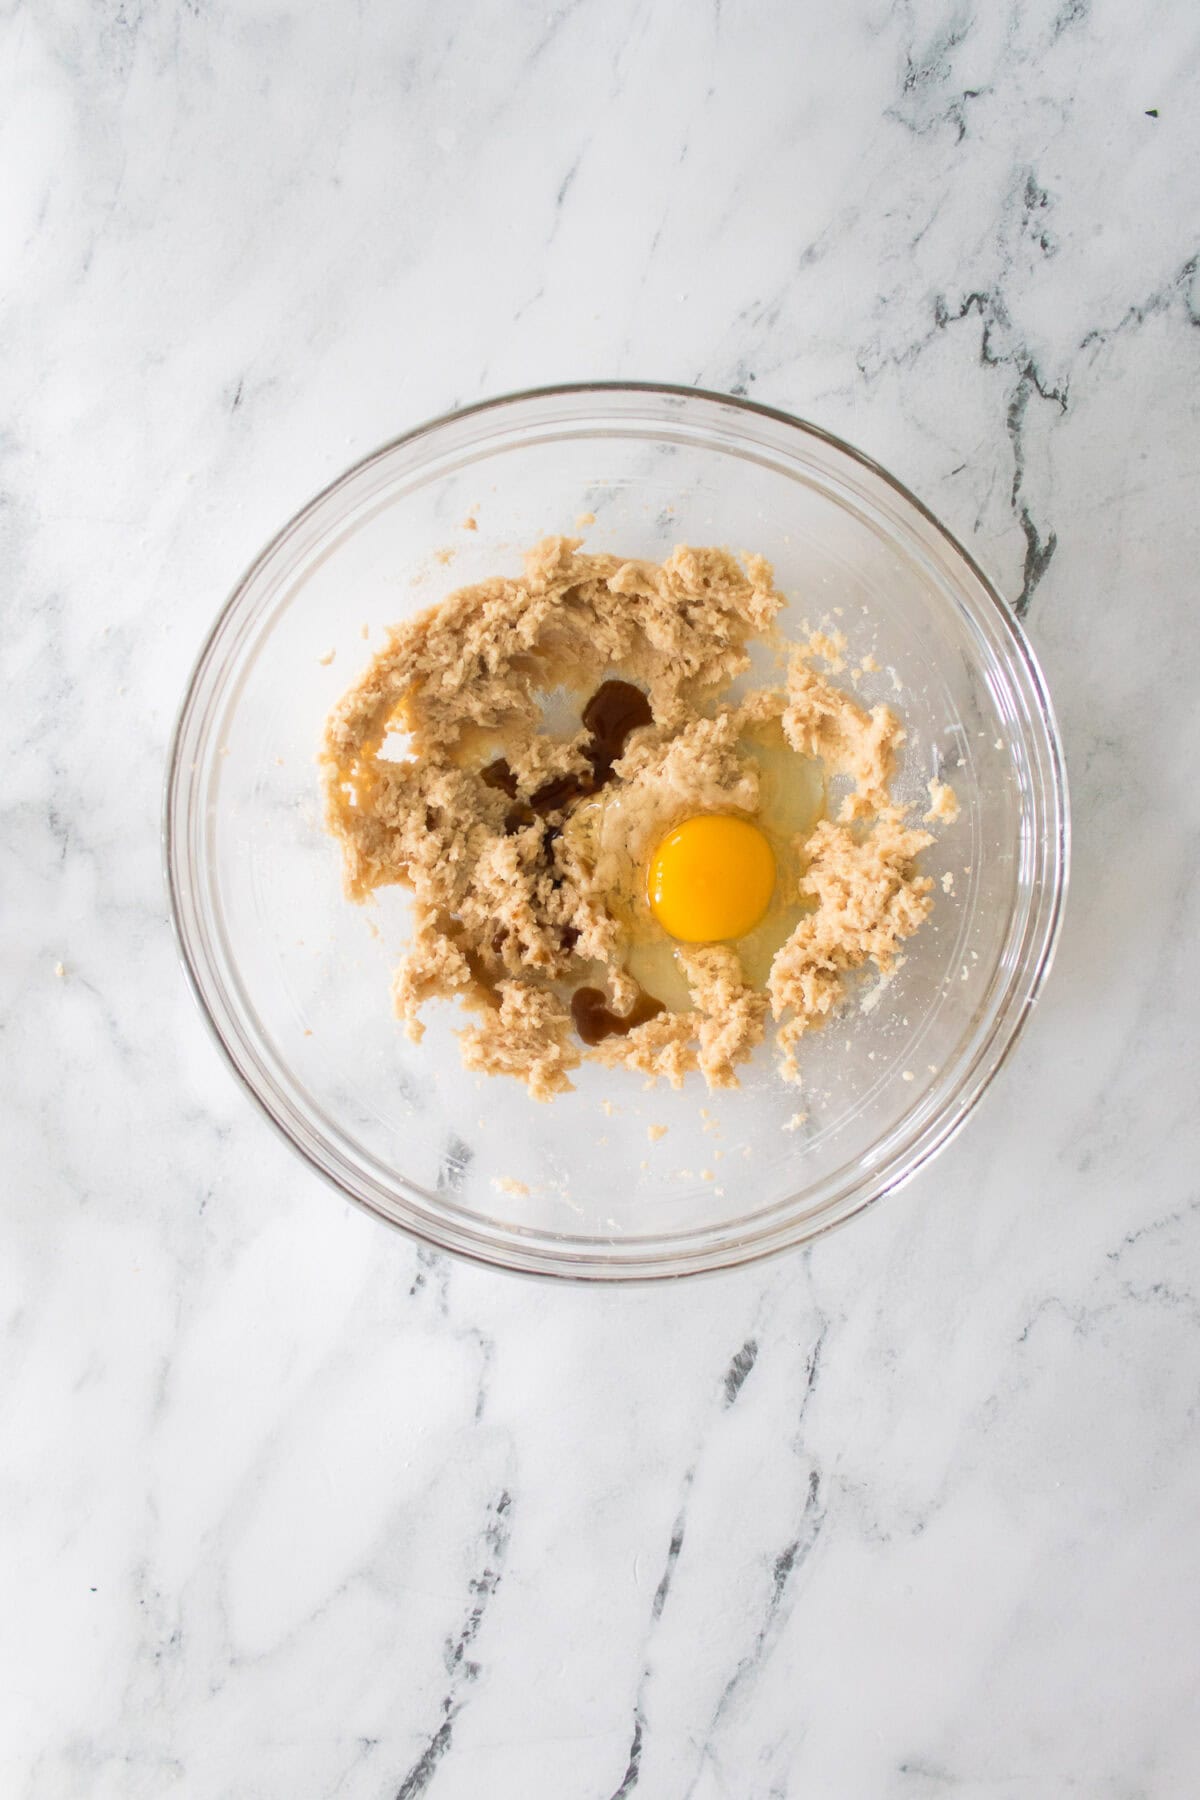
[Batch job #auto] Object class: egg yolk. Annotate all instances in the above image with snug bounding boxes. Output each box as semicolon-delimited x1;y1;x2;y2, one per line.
648;814;776;943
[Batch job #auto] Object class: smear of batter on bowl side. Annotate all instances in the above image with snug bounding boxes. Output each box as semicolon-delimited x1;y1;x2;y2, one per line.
320;537;955;1100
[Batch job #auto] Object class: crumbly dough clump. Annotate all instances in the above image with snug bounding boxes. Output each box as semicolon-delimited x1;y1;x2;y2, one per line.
590;945;770;1091
768;811;934;1081
321;539;954;1099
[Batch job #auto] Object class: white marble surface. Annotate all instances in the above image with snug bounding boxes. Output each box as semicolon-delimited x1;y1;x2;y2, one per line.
4;0;1200;1794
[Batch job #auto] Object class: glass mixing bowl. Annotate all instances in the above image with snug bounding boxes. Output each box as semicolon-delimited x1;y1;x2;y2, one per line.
165;384;1068;1279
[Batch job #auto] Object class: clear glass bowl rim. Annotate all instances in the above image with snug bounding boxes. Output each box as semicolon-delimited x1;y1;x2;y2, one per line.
164;381;1070;1282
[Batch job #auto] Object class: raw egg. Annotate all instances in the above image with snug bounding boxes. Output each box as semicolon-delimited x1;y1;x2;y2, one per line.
648;814;777;943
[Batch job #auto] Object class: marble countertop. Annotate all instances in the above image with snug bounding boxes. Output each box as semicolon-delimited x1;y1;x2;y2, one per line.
6;2;1200;1794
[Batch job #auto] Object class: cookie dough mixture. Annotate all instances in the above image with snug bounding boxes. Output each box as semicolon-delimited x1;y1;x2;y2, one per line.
320;537;956;1099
